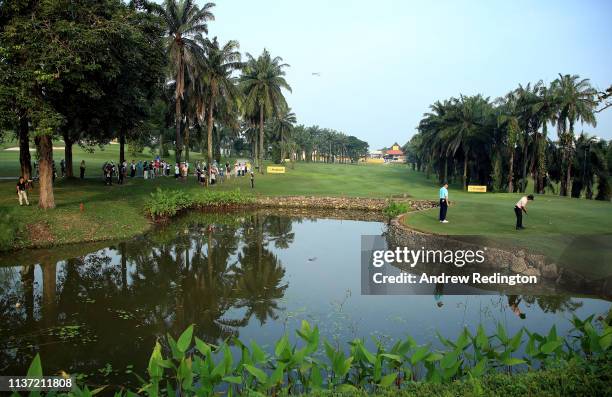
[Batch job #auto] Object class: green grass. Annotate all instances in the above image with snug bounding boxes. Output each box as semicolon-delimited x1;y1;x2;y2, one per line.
0;145;610;266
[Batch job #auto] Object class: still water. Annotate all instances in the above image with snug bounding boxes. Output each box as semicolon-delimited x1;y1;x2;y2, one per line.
0;211;610;387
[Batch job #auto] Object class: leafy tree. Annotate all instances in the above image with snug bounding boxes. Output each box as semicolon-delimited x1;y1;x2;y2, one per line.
197;36;241;176
553;74;597;196
153;0;215;163
240;49;292;173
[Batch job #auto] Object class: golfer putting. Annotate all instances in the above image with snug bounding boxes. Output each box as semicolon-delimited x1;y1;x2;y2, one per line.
514;194;534;230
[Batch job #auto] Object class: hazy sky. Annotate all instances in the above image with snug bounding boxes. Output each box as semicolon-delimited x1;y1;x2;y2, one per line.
207;0;612;149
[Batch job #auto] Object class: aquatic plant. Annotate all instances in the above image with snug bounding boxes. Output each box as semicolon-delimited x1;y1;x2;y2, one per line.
15;314;611;396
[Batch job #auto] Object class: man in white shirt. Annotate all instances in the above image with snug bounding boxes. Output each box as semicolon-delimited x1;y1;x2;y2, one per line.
514;194;534;230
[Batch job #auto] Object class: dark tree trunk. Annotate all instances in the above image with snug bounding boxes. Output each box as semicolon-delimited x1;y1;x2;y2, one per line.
207;101;214;181
184;121;190;163
175;96;183;163
520;137;529;193
119;131;126;164
18;116;32;180
463;153;469;190
35;134;55;209
507;150;515;193
159;132;163;158
259;103;265;174
64;136;74;178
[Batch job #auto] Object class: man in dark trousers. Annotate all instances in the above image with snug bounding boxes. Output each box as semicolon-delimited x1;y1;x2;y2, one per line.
438;182;449;223
250;171;254;189
514;194;534;230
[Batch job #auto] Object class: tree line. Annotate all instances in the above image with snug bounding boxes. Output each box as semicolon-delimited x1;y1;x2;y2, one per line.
404;75;611;200
0;0;367;210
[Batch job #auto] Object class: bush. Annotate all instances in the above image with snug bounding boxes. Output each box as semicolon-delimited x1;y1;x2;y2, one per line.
382;201;408;222
144;188;254;219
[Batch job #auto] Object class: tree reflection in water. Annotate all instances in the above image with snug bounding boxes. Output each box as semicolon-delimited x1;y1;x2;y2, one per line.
0;213;291;384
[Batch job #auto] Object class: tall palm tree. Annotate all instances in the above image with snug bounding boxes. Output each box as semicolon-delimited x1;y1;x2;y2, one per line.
240;49;292;173
532;84;559;194
553;74;597;196
154;0;215;163
496;92;521;192
274;107;296;162
196;36;242;179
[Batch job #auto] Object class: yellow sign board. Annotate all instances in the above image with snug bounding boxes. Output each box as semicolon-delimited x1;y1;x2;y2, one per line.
467;185;487;193
267;166;286;174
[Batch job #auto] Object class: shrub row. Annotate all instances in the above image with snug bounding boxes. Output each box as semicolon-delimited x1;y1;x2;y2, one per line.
143;188;254;219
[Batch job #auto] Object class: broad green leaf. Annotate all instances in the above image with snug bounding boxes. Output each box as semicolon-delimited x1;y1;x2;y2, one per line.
501;357;525;366
410;345;430;365
243;364;268;384
250;340;266;364
27;354;43;377
378;372;397;387
275;334;290;357
268;363;285;386
223;376;242;384
195;337;211;357
440;351;459;369
547;325;557;342
475;325;488;349
540;340;562;355
310;365;323;389
177;325;194;353
470;358;487;377
424;353;443;362
509;329;523;351
380;353;402;363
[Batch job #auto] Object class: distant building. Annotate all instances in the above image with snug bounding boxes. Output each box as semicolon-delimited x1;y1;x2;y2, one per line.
383;143;406;163
369;150;383;159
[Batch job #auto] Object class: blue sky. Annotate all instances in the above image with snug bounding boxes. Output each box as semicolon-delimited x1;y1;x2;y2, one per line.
208;0;612;149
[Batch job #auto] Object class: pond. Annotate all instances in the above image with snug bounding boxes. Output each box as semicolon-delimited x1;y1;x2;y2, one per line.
0;211;610;388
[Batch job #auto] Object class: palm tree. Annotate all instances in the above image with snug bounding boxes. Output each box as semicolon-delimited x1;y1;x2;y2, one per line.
154;0;215;163
196;36;241;179
552;74;598;196
496;92;521;192
532;83;559;194
274;107;296;162
442;95;492;190
240;49;292;173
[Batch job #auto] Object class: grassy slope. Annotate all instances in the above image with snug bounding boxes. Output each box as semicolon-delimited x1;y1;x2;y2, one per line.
0;146;610;263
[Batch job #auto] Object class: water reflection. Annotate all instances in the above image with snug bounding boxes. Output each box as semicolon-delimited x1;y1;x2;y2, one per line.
0;211;609;387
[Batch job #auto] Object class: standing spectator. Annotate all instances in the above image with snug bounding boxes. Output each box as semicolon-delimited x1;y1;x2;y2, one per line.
250;171;254;188
52;161;57;183
105;163;113;185
80;160;86;179
60;159;66;177
137;160;143;177
143;161;149;179
130;160;136;178
439;182;449;223
118;162;125;184
16;177;30;206
174;163;180;179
